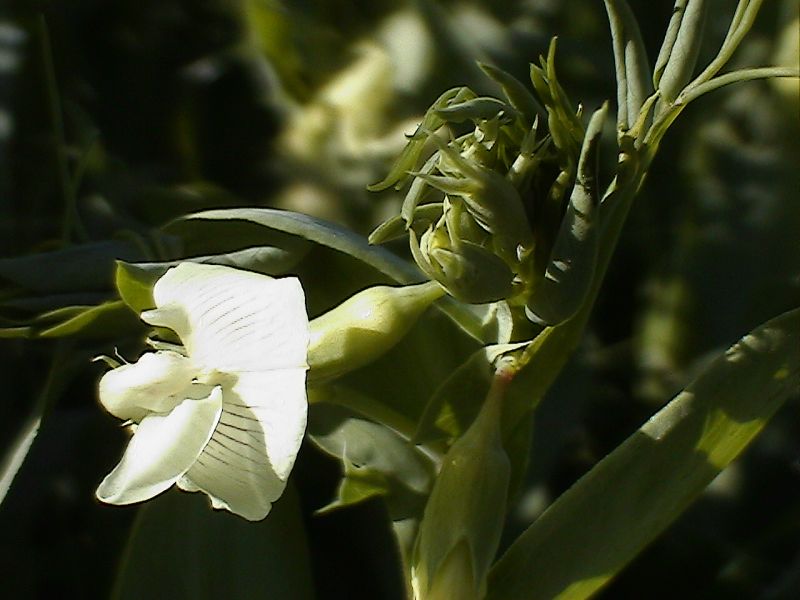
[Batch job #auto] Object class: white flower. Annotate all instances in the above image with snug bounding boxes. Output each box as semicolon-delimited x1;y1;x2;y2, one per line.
96;262;309;521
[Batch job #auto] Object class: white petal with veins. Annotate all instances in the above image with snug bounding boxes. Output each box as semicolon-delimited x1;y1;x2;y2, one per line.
177;369;307;521
96;386;223;505
150;263;308;372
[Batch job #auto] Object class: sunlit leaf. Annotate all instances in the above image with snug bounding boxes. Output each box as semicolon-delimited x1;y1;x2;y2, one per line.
487;308;800;600
604;0;653;131
167;208;422;285
36;301;142;339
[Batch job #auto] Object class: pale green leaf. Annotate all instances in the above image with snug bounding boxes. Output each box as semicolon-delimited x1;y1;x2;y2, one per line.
604;0;653;131
486;308;800;600
36;300;142;339
525;103;608;326
654;0;708;101
167;208;422;285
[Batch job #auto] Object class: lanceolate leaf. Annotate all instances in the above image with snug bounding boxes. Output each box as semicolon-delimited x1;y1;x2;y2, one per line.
167;208;423;285
0;240;143;293
486;308;800;600
166;208;489;342
525;103;608;326
604;0;653;131
654;0;708;100
112;488;314;600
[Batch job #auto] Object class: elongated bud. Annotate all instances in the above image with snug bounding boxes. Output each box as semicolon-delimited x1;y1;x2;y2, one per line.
307;281;445;384
412;371;511;599
416;541;481;600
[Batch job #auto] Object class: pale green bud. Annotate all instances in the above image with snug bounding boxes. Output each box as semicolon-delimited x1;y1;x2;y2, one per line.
307;282;445;384
412;381;510;600
414;540;481;600
410;224;513;305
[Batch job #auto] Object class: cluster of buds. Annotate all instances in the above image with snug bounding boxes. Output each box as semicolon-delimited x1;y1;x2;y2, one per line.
370;40;607;326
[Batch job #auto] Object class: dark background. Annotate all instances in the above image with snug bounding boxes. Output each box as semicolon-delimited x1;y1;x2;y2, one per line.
1;1;798;598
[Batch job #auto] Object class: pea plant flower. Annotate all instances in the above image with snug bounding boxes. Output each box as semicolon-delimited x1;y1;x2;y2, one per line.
95;263;309;521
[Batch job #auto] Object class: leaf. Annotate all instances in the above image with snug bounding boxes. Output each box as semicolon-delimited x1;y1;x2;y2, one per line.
604;0;653;131
433;97;517;123
525;103;608;326
368;87;475;192
307;391;437;575
36;301;142;339
166;208;423;285
478;62;546;126
654;0;708;102
112;487;314;600
0;344;83;506
0;240;143;293
166;208;489;342
486;308;800;600
368;203;444;245
414;343;527;444
307;400;433;517
116;262;158;314
0;292;109;314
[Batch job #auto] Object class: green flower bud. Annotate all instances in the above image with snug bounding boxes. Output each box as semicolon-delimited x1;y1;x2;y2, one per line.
307;281;444;384
410;220;514;305
415;541;480;600
412;375;510;600
370;38;599;320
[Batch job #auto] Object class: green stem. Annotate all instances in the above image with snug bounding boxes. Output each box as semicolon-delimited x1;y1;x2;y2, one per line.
680;67;799;105
645;66;798;153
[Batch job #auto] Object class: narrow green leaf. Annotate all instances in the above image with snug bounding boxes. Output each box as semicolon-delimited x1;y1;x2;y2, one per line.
368;87;474;192
0;326;31;339
478;62;546;126
653;0;689;86
525;103;608;325
414;343;527;443
487;308;800;600
115;262;158;314
0;345;81;506
368;203;444;245
167;208;489;343
307;400;433;517
167;208;423;285
36;300;142;339
112;488;314;600
655;0;708;102
434;97;517;123
0;240;142;293
0;292;108;314
604;0;653;131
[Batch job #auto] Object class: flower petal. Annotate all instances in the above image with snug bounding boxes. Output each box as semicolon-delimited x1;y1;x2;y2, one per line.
177;369;307;520
143;263;309;373
98;351;196;421
96;387;223;505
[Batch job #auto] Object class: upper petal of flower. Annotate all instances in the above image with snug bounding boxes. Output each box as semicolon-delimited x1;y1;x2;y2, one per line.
99;351;196;421
96;386;223;505
142;263;309;373
177;368;307;521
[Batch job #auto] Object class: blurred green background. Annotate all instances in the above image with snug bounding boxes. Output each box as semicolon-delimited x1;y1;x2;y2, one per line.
0;1;798;598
